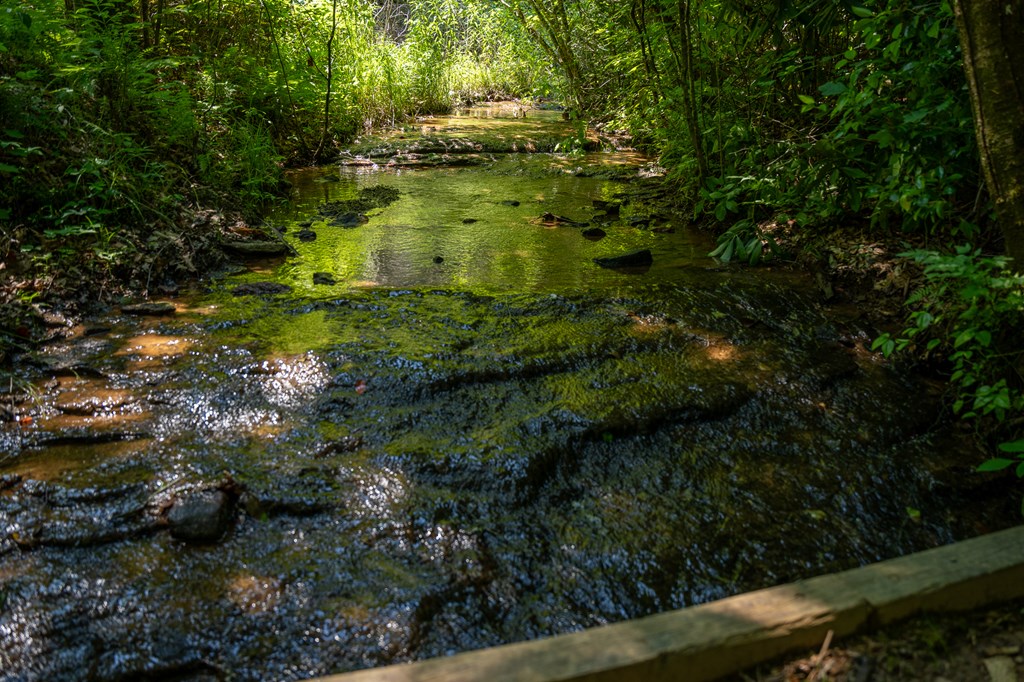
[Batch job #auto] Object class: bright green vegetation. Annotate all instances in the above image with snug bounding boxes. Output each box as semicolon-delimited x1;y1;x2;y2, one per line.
0;0;543;303
1;2;1022;490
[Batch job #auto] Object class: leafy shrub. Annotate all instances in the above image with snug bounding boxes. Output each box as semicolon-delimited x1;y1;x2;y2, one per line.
873;246;1024;441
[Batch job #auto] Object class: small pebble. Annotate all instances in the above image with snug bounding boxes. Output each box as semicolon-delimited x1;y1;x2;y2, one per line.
433;256;444;264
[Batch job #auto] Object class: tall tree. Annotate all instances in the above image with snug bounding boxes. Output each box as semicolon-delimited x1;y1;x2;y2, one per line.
954;0;1024;268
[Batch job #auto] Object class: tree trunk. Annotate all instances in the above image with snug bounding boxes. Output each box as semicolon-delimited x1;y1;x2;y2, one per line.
316;0;339;161
954;0;1024;268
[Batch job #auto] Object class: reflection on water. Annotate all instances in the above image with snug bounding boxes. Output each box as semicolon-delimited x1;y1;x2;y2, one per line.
256;165;715;295
250;107;711;296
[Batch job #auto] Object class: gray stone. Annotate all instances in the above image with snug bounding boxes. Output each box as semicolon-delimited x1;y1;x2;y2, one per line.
167;490;232;543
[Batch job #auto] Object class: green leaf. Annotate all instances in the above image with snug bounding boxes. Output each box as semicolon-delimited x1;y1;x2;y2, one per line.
998;440;1024;453
850;6;874;18
749;240;763;266
797;94;815;105
977;458;1015;472
722;239;735;262
1017;462;1024;479
954;329;974;347
0;163;18;174
903;109;929;124
819;81;847;96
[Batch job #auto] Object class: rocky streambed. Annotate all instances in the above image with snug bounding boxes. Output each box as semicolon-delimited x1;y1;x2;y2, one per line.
0;103;1014;682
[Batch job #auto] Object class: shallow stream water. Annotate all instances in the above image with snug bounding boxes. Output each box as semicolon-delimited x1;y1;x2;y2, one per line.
0;104;1010;681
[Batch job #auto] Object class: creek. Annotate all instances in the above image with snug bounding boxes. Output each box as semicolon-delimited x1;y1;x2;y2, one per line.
0;103;1010;682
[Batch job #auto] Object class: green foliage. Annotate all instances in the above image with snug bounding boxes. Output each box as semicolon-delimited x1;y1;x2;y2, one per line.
0;0;544;309
803;0;976;234
872;246;1024;428
978;440;1024;515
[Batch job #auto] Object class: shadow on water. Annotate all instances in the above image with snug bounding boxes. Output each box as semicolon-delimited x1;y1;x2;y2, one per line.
0;105;1016;681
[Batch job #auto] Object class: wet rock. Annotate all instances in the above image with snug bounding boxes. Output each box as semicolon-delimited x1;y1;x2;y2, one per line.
313;272;337;286
652;226;676;234
535;212;587;227
297;229;317;242
31;432;148;447
231;282;293;297
298;219;313;228
167;490;233;543
462;218;479;224
56;391;134;416
330;212;369;228
221;240;291;257
594;249;653;269
433;256;444;264
582;227;606;240
37;308;71;327
157;281;180;296
45;363;108;379
84;324;112;336
122;302;176;316
501;200;521;207
629;216;651;228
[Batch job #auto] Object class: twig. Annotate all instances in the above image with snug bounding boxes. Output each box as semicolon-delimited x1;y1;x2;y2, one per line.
808;629;835;682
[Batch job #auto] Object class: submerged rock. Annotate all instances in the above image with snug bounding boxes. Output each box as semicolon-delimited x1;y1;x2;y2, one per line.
122;302;176;316
313;272;337;286
231;282;293;297
594;201;621;219
535;211;587;227
433;256;444;264
329;212;368;228
297;229;317;242
582;227;607;240
501;200;521;207
594;249;653;268
167;490;233;543
221;240;291;258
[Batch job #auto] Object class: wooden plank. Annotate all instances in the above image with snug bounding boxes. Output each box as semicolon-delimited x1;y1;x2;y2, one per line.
307;525;1024;682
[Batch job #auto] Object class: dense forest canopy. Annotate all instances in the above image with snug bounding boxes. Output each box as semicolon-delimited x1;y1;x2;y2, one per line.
1;0;1022;463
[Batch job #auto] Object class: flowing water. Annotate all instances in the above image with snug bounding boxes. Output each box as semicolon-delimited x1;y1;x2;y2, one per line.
0;104;1010;681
